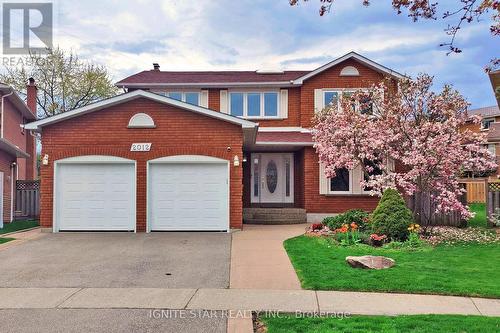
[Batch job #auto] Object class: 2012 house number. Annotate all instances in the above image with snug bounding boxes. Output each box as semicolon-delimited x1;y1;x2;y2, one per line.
130;143;152;152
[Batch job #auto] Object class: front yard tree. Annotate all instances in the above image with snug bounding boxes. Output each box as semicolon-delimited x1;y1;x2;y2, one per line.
0;47;118;118
313;74;497;225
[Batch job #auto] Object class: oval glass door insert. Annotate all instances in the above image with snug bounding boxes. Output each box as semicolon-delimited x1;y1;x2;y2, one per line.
266;160;278;193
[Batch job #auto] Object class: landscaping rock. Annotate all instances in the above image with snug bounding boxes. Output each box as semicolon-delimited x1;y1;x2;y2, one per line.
346;255;395;269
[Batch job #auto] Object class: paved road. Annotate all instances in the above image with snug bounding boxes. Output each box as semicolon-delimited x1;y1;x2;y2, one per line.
0;309;226;333
0;232;230;288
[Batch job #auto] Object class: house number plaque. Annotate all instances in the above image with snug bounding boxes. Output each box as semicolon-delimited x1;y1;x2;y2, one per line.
130;143;152;152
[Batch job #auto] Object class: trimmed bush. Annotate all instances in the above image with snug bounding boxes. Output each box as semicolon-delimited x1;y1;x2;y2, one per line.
371;188;414;241
322;209;370;232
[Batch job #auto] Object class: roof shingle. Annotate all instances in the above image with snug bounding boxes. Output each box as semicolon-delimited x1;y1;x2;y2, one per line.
116;70;310;86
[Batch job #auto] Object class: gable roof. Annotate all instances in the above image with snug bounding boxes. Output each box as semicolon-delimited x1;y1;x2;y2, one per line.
468;105;500;118
24;90;258;132
292;52;405;84
0;83;36;120
115;52;404;88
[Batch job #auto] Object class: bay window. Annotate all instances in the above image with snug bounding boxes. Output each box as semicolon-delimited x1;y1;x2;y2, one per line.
229;91;279;118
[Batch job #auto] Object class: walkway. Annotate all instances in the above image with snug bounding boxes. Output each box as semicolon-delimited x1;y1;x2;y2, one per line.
0;287;498;317
230;224;307;289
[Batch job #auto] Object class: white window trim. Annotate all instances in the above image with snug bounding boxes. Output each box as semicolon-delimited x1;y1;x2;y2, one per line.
327;168;353;195
228;89;281;119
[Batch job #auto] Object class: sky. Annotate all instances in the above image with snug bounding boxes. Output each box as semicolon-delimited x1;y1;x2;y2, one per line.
14;0;500;108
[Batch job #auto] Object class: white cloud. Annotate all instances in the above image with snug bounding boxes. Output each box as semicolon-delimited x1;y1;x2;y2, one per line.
0;0;495;108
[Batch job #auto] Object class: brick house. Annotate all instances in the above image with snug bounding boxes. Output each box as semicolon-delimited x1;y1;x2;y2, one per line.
25;52;404;232
464;105;500;180
0;79;37;226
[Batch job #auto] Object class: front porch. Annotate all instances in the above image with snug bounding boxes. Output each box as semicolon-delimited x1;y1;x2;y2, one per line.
242;146;308;224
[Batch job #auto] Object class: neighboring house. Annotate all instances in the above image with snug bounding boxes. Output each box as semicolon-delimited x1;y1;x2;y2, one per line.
465;105;500;180
0;79;37;227
25;52;404;232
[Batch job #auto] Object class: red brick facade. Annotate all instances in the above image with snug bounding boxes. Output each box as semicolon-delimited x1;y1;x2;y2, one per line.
39;98;244;231
0;87;37;223
240;59;393;214
34;55;401;229
0;152;15;222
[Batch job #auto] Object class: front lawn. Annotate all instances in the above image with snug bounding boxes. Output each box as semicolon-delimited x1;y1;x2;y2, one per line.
0;219;39;234
468;203;487;228
284;236;500;298
0;237;15;244
261;314;500;333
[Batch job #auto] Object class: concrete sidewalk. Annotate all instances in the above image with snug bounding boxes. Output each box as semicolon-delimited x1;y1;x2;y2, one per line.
230;224;307;289
0;288;498;317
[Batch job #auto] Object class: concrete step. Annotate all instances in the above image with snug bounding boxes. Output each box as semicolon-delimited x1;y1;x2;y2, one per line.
244;219;306;225
243;208;307;225
253;213;306;220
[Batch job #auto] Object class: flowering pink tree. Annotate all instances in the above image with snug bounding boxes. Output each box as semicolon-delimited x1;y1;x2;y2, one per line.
313;74;497;224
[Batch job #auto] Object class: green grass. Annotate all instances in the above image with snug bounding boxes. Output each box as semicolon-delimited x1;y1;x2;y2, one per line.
0;237;15;244
468;203;487;228
0;219;39;234
284;236;500;298
261;314;500;333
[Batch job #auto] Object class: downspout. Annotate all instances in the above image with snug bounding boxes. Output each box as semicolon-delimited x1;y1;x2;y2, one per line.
10;162;16;222
1;89;14;139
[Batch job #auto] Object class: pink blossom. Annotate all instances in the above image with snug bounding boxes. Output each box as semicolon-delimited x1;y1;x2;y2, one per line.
313;74;497;222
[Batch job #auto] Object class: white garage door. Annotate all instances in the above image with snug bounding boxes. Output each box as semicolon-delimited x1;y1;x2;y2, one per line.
149;160;229;231
56;162;135;231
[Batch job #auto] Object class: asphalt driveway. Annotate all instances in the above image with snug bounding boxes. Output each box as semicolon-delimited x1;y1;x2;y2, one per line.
0;232;230;288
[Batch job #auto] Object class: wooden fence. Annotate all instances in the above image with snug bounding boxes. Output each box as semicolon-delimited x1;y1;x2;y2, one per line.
406;190;467;227
15;180;40;220
487;182;500;226
463;180;486;203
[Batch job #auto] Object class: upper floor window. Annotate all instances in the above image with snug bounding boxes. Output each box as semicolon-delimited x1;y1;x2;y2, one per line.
482;118;494;130
229;91;279;118
323;89;374;115
157;91;200;106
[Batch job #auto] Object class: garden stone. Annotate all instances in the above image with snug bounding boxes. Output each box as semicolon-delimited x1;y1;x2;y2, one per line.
346;255;395;269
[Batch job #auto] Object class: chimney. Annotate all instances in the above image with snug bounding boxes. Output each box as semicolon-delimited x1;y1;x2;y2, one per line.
26;77;37;118
153;63;160;71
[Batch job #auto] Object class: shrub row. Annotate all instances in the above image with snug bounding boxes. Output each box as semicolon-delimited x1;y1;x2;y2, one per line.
322;188;414;241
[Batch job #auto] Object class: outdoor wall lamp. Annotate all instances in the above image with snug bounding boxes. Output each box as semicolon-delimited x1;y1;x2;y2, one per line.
233;155;240;167
42;154;49;165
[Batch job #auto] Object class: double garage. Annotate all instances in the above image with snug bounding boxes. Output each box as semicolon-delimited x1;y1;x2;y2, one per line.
54;155;229;232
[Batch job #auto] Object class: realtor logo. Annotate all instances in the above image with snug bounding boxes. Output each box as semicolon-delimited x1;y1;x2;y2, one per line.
2;2;53;54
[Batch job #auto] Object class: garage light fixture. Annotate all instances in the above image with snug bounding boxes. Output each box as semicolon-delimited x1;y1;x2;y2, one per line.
42;154;49;165
233;155;240;167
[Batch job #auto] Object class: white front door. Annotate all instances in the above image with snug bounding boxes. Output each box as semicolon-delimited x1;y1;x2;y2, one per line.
251;153;294;204
148;159;229;231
